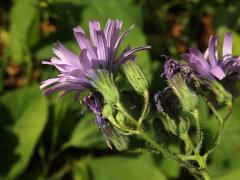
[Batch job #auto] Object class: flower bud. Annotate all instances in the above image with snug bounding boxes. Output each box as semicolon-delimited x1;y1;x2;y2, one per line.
168;75;199;113
123;61;149;93
92;70;120;104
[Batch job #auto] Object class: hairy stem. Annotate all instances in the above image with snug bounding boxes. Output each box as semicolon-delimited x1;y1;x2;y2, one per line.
138;90;149;124
192;109;201;145
180;133;194;154
116;101;209;179
206;102;225;155
116;102;138;126
137;127;203;178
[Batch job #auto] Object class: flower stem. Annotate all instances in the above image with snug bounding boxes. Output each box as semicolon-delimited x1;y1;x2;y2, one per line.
205;102;225;155
116;102;138;126
201;170;211;180
137;127;202;178
180;133;194;154
116;100;205;179
138;90;149;124
192;109;202;150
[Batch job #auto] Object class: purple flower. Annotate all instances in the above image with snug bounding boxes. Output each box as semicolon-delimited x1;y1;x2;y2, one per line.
162;56;195;84
83;92;128;150
162;55;183;79
182;32;240;80
83;93;104;127
83;92;112;148
40;19;151;98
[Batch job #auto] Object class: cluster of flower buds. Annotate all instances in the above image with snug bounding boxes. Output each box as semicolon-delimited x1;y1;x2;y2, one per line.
40;19;240;179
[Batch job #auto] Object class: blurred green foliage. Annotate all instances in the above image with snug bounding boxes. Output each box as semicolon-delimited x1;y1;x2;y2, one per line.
1;0;240;179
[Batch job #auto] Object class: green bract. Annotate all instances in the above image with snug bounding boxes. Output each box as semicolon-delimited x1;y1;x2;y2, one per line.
92;70;120;104
168;75;199;113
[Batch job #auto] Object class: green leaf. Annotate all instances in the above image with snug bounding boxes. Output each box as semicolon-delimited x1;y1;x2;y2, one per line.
208;97;240;176
0;86;48;179
89;154;166;180
10;0;39;63
62;113;105;149
215;168;240;180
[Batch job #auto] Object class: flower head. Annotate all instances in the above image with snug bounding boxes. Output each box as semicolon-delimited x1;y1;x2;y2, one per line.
182;32;240;80
162;55;183;79
40;19;151;99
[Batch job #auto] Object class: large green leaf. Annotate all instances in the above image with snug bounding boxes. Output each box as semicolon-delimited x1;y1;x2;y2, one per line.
0;86;48;179
10;0;39;63
89;154;166;180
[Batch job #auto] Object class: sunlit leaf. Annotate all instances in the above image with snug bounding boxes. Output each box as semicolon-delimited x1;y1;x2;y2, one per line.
0;86;48;179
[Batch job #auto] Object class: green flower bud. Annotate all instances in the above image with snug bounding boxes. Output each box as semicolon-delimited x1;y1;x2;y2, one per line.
123;61;149;93
168;75;199;113
92;70;120;104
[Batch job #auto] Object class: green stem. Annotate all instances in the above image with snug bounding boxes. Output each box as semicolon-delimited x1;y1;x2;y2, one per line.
180;133;194;154
107;115;138;134
116;101;204;179
201;170;211;180
116;102;138;126
192;109;202;151
207;102;223;124
138;90;149;124
206;103;225;155
137;127;201;178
